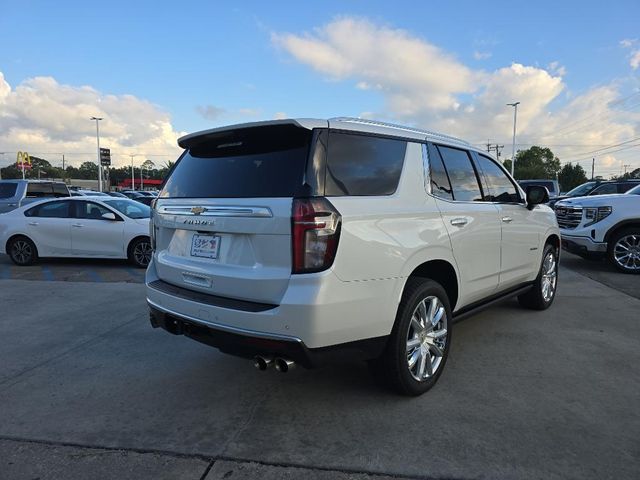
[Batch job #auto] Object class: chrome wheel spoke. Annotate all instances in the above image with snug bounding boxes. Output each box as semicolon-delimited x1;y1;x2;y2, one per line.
406;337;421;351
406;294;447;382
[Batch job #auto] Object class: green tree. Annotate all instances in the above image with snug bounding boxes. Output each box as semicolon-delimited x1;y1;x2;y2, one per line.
558;163;588;192
503;146;561;180
612;167;640;181
78;161;98;179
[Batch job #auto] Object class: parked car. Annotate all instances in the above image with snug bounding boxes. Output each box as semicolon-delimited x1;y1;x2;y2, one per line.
73;189;110;197
146;118;560;396
555;183;640;273
518;179;560;200
0;196;152;268
0;180;70;213
105;191;129;198
118;190;153;205
550;179;640;207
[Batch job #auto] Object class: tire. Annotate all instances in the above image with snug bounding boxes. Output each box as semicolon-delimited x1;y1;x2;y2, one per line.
518;243;558;310
608;228;640;274
371;278;452;396
8;236;38;266
128;237;152;268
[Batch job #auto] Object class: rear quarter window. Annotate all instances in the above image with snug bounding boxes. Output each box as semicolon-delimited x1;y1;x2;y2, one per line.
325;132;407;196
26;183;53;198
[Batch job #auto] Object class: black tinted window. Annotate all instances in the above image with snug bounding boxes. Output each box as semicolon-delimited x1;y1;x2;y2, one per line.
436;146;482;202
52;183;70;197
427;143;453;200
475;154;521;203
325;132;406;196
25;200;71;218
590;184;617;195
161;125;311;198
26;183;53;197
0;183;18;199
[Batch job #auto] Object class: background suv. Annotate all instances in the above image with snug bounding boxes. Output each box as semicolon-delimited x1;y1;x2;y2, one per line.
0;180;70;213
146;118;559;395
556;183;640;273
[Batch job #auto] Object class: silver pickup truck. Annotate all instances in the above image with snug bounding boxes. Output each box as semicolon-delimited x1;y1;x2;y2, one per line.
0;180;70;214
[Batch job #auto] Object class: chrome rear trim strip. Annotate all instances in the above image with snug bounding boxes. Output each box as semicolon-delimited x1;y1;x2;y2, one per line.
156;205;273;217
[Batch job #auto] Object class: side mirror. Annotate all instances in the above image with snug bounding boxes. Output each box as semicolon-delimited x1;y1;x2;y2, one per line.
526;185;549;210
101;212;117;221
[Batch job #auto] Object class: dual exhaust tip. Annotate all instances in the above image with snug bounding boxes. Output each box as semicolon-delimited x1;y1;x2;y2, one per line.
254;355;295;373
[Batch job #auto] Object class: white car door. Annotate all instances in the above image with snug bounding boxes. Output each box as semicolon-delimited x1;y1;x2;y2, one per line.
24;200;74;256
71;200;125;257
428;144;501;304
472;153;541;288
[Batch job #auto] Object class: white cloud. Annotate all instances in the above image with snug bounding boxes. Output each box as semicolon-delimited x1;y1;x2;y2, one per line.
273;112;288;119
0;72;184;168
473;51;492;60
631;51;640;70
619;38;640;70
196;105;226;120
620;38;637;48
273;18;640;175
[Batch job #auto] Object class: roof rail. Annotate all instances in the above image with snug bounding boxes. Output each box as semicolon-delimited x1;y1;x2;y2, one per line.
330;117;470;146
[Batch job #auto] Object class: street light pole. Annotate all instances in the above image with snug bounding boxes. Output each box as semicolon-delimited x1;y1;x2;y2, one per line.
507;102;520;177
90;116;103;191
129;154;137;190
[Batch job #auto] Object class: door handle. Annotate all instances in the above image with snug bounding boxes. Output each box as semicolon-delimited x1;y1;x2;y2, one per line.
28;221;39;226
502;216;513;223
72;223;84;228
450;218;468;227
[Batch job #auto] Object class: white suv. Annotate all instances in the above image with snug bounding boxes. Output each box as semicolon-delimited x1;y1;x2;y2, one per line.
147;118;560;395
555;184;640;273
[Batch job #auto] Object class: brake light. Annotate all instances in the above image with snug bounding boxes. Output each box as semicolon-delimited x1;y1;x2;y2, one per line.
292;197;341;274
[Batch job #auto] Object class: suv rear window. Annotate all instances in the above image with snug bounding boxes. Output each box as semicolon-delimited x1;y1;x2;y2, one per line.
161;124;312;198
0;183;18;199
325;132;407;196
26;182;53;198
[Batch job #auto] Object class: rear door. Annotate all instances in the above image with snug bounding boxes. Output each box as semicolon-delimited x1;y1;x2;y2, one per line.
24;200;73;256
154;123;316;304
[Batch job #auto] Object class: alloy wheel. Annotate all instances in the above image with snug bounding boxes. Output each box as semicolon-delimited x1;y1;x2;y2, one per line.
406;296;448;381
613;234;640;271
541;251;557;302
12;240;33;264
133;241;152;267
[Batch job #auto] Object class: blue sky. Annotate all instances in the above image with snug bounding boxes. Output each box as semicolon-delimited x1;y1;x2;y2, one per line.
1;0;639;174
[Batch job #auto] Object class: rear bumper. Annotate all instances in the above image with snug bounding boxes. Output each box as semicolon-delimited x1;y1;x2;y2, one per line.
148;302;386;368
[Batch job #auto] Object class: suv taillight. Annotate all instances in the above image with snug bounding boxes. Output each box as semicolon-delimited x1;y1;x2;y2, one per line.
292;197;341;274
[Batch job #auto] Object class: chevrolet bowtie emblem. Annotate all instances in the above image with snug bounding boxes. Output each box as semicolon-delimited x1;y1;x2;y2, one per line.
190;206;206;215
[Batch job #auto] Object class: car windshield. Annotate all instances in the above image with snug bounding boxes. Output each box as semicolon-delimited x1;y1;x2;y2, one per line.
0;183;18;199
566;181;597;196
626;184;640;195
103;199;150;219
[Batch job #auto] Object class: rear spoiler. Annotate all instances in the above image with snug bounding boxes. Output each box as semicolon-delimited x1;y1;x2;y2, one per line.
177;119;328;149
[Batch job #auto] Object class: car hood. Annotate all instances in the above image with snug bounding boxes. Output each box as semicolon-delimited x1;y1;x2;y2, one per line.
556;193;638;207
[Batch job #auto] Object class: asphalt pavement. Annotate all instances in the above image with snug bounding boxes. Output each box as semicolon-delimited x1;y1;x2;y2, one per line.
0;260;638;479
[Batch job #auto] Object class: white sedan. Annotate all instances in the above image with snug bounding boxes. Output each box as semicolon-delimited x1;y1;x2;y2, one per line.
0;196;152;267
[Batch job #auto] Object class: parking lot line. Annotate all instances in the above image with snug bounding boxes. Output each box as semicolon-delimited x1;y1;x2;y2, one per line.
0;264;9;280
86;270;104;283
41;266;55;282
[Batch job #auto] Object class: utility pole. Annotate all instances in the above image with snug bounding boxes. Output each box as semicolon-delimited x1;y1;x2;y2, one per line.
623;164;632;175
507;102;520;176
90;116;103;191
62;154;65;171
591;158;595;180
486;140;492;153
129;154;137;190
0;152;4;180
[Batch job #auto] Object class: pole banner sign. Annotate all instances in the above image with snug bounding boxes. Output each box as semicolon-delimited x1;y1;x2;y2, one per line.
100;148;111;166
